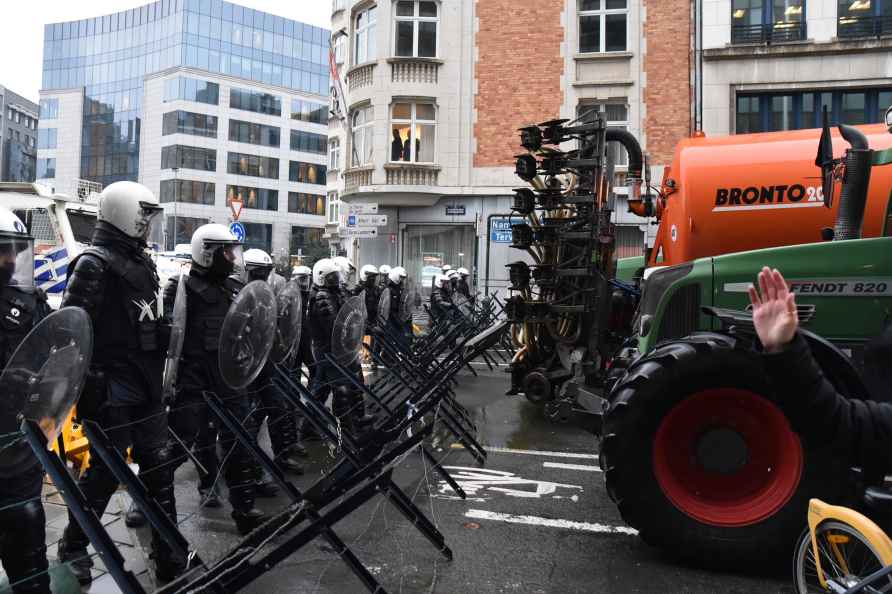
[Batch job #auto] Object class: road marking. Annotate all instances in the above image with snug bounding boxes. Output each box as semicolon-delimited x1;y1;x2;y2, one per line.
440;466;583;499
450;444;598;460
543;461;602;473
465;509;638;535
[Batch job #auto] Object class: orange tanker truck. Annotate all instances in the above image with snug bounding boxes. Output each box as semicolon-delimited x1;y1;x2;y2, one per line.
628;123;892;268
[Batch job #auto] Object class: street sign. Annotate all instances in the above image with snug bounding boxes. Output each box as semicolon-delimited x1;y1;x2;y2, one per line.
347;203;378;214
229;222;246;242
347;214;387;226
230;199;243;221
342;226;378;238
491;217;524;243
445;205;466;216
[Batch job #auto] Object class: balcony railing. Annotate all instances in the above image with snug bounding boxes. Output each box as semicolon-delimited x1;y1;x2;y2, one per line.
731;21;807;44
838;15;892;38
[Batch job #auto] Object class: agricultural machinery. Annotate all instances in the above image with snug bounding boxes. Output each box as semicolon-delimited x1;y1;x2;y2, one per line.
506;110;892;564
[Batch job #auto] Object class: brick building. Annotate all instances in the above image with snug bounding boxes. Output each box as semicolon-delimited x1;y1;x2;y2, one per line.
328;0;695;291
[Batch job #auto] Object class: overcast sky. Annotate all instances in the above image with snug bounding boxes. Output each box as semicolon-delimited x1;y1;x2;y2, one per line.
0;0;331;103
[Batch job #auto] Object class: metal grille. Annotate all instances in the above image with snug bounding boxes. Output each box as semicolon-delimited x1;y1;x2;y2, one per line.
27;209;55;242
838;15;892;38
657;284;701;342
615;225;644;259
731;22;806;44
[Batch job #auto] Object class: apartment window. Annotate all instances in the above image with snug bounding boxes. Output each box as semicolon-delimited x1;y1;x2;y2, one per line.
732;0;805;43
167;216;208;250
6;108;12;120
390;102;436;162
37;128;57;150
289;161;327;185
839;0;892;38
290;226;324;256
735;87;892;133
290;130;327;154
228;119;281;147
14;131;20;142
160;179;216;205
37;158;55;179
394;1;438;58
327;191;340;225
579;0;628;53
355;6;377;64
227;152;280;179
241;222;273;253
14;111;20;124
39;99;59;120
334;33;347;64
577;102;629;166
226;185;279;211
162;110;218;138
329;138;341;170
288;192;326;215
351;105;374;167
291;98;328;124
26;135;33;148
230;88;282;116
161;145;217;171
163;77;220;105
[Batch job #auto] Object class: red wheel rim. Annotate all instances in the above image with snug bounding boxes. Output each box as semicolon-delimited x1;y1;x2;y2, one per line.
653;388;803;527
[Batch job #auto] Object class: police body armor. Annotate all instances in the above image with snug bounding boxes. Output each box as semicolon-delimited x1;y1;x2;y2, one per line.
309;286;344;359
388;282;403;322
0;286;45;368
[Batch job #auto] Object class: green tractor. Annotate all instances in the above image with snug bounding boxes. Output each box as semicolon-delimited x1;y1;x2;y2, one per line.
598;116;892;565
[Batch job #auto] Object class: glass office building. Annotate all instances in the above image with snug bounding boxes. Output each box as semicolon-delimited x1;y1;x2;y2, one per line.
40;0;329;188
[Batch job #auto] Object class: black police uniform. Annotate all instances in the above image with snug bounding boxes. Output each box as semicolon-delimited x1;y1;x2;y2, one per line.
429;285;454;324
0;284;51;594
457;278;471;300
58;222;181;582
165;266;264;534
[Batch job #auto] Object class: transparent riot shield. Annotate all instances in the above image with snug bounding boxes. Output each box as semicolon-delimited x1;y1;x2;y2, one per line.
399;289;420;324
331;294;368;366
0;307;93;474
162;276;187;403
376;287;391;326
453;293;473;318
268;270;286;295
270;281;302;364
218;280;277;390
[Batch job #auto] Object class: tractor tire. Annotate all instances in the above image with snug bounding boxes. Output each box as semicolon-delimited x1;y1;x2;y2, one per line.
600;333;850;567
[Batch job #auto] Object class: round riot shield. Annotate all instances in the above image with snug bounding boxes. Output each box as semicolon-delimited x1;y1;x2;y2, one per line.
270;281;302;364
376;287;391;326
162;276;187;403
218;281;277;390
0;307;93;474
268;270;286;295
331;294;368;366
399;289;420;324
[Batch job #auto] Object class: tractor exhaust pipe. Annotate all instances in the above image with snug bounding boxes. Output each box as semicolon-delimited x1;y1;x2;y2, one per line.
835;124;872;241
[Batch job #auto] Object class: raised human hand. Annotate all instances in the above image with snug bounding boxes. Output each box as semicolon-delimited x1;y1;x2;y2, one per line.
747;267;798;353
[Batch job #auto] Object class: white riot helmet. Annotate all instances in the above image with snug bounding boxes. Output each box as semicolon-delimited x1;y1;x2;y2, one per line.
190;224;244;276
457;267;469;277
447;269;460;279
313;258;340;289
332;256;355;284
244;248;274;282
97;181;163;245
378;264;392;277
0;206;34;287
292;265;312;291
388;266;407;285
434;274;449;289
359;264;379;283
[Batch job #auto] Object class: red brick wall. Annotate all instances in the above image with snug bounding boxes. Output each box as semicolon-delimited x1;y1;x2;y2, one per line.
643;0;693;165
474;0;564;168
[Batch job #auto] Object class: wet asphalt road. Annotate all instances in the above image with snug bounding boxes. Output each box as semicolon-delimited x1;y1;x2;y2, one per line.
18;370;797;594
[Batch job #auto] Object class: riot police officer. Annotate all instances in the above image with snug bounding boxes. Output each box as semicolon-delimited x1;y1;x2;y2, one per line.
291;265;314;381
57;182;182;584
165;224;266;535
377;264;392;291
0;207;52;594
430;274;454;323
333;255;356;290
456;267;472;299
244;249;304;474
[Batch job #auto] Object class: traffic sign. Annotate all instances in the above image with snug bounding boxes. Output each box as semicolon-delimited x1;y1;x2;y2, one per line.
490;217;524;243
347;214;387;227
229;222;246;242
347;203;378;214
342;226;378;238
230;199;243;220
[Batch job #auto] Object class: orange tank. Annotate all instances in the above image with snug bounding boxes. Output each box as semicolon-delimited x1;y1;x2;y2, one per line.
648;124;892;267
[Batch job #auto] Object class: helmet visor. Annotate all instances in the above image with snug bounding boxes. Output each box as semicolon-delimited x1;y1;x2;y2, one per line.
224;244;246;280
0;235;34;287
137;202;164;247
296;274;311;291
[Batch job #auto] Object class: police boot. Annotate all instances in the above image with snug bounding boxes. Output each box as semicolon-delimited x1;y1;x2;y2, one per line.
150;539;186;583
253;464;279;498
231;508;267;536
275;447;305;475
125;503;147;527
228;464;267;535
57;527;93;585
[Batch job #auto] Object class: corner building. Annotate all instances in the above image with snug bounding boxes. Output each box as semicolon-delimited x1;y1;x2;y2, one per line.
37;0;330;259
328;0;693;292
